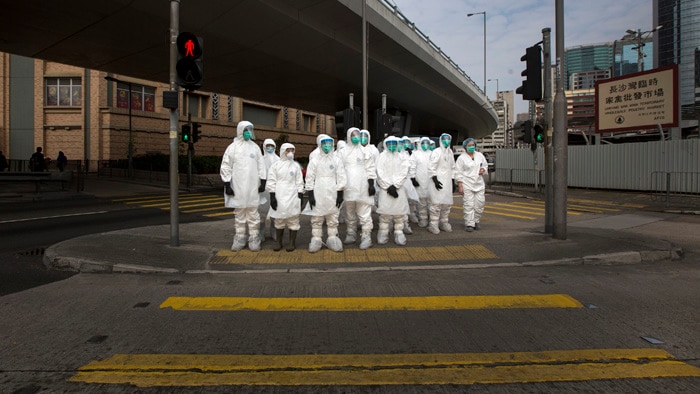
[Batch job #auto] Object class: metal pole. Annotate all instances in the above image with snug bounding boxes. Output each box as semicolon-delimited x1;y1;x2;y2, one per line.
543;28;553;233
637;29;643;72
169;0;180;246
127;81;133;179
482;12;486;96
553;0;567;240
362;0;368;128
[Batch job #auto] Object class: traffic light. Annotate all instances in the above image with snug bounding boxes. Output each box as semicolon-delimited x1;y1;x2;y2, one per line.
176;32;203;90
191;122;201;143
334;107;361;138
515;45;542;101
516;120;532;144
181;124;191;143
533;124;544;144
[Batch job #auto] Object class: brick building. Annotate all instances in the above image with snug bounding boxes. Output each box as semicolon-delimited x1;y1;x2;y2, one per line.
0;53;333;171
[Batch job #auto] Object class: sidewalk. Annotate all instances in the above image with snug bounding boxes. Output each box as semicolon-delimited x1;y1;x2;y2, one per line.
36;175;698;275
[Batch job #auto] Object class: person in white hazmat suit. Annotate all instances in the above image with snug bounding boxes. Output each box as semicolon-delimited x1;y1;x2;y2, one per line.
400;136;419;233
427;133;456;234
267;143;304;251
376;136;410;245
360;129;379;162
220;121;267;251
412;137;433;227
261;139;280;240
303;134;347;253
338;127;376;249
455;138;487;232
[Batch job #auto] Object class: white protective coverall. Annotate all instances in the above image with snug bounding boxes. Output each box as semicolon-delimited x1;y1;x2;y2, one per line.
261;139;280;239
267;143;304;251
338;127;376;249
412;137;433;227
303;134;347;253
428;133;456;234
376;136;410;245
400;137;419;231
220;121;267;251
455;138;487;231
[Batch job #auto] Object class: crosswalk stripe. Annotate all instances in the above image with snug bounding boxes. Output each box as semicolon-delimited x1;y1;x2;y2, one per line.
71;348;700;387
210;244;497;265
114;193;203;204
159;294;584;311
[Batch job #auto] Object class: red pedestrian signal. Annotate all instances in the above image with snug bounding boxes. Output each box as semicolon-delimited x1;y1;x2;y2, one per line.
176;32;203;90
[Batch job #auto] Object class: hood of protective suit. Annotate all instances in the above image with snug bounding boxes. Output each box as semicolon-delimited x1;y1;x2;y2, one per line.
236;121;255;140
316;133;334;154
346;127;361;144
383;136;399;152
360;129;371;145
263;138;276;154
337;140;346;151
280;143;295;161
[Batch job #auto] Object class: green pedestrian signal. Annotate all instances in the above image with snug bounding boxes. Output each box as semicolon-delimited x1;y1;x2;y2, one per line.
533;124;545;143
181;124;191;143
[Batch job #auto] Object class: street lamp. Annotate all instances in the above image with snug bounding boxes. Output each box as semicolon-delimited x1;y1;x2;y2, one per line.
620;25;662;73
488;78;499;101
104;75;133;178
467;11;486;97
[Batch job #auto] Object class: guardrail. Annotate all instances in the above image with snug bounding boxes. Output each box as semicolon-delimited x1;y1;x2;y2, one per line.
651;171;700;207
491;168;546;194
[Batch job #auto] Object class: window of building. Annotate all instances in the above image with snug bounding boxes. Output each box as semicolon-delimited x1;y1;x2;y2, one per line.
242;103;278;127
115;83;155;112
183;93;208;119
302;114;315;132
46;77;82;107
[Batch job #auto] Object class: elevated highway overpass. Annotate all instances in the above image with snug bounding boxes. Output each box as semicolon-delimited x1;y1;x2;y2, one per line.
0;0;497;139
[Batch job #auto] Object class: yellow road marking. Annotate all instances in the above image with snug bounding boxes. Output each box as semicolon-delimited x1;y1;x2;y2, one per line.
159;294;584;311
204;211;235;218
210;244;497;265
71;348;700;387
569;197;647;209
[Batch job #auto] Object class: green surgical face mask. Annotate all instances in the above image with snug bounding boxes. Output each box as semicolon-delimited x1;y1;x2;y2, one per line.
243;131;252;141
321;144;333;153
467;146;476;153
441;139;450;148
421;143;429;151
361;136;369;145
387;144;398;153
351;136;360;145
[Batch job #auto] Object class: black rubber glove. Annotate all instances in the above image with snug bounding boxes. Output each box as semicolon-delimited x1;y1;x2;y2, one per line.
367;179;376;196
308;190;316;208
432;175;443;190
224;181;234;196
411;178;420;187
298;192;304;210
336;190;344;208
258;179;266;193
269;192;277;211
387;185;399;198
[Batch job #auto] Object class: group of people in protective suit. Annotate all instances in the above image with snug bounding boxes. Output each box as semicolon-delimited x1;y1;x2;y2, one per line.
220;120;488;253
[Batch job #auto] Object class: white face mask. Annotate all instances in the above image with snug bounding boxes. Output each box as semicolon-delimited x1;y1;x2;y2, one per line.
286;152;294;160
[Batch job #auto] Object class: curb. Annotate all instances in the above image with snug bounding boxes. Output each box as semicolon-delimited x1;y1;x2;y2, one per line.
44;247;684;275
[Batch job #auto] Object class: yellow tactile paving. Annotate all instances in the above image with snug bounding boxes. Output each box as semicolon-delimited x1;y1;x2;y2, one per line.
210;244;497;265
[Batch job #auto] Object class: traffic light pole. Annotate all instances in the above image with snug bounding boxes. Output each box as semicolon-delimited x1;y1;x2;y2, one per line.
187;113;193;189
542;28;553;234
553;0;568;240
168;0;180;247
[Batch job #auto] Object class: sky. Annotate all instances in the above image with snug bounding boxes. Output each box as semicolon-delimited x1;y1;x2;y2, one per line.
389;0;654;115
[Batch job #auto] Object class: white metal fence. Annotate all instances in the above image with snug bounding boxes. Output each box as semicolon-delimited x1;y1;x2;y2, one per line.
494;139;700;197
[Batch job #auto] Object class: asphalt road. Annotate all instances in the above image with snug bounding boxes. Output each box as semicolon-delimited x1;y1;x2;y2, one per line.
1;260;698;392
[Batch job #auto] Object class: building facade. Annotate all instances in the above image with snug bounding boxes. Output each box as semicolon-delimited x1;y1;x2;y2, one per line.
0;53;333;171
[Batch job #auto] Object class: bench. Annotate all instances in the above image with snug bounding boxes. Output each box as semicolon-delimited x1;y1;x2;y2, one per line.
0;171;72;193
